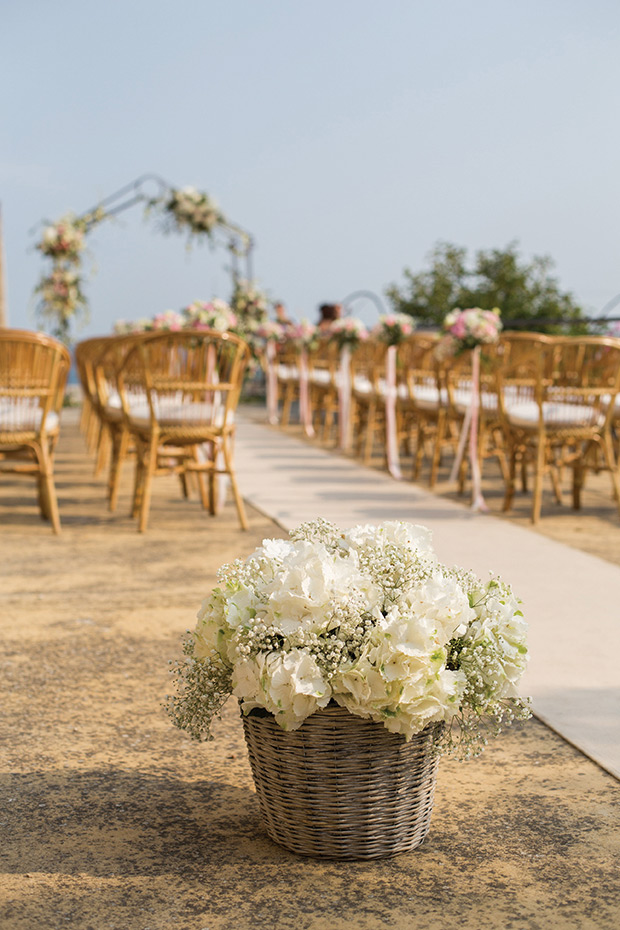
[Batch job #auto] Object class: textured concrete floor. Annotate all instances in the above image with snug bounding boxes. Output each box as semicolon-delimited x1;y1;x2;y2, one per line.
0;411;619;930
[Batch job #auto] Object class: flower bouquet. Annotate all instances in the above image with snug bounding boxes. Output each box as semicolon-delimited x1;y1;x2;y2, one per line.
328;316;368;349
372;313;415;346
230;280;270;329
435;307;502;361
160;185;224;238
35;268;89;340
36;215;86;262
182;299;237;333
167;519;530;858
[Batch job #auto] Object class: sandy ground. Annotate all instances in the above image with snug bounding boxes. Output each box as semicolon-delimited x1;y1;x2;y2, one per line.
1;410;619;930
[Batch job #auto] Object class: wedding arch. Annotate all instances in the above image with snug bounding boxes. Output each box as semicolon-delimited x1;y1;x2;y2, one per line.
33;173;255;341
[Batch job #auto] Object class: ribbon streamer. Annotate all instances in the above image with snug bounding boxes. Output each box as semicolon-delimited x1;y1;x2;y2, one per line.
338;345;352;451
299;348;315;438
449;345;488;511
265;341;279;424
384;344;402;479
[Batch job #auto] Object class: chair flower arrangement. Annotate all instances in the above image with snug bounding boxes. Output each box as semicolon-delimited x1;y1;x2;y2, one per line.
435;307;502;361
436;308;503;511
372;313;415;347
182;299;238;332
371;314;416;477
167;518;530;858
328;316;369;349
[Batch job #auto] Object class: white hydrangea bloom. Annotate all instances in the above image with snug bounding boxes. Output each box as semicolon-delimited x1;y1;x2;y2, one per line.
345;521;436;559
234;649;331;730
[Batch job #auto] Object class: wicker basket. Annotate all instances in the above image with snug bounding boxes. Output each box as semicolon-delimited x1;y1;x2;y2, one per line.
242;703;442;860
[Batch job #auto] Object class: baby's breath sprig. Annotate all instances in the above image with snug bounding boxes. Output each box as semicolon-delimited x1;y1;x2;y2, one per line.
165;637;232;741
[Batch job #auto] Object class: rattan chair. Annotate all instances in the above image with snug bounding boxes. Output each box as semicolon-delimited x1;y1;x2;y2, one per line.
117;329;251;532
0;329;70;534
395;334;449;486
497;335;620;522
442;343;509;494
309;337;341;443
275;341;300;427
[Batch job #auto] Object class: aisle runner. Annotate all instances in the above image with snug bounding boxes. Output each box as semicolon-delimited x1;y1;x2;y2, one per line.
234;414;620;781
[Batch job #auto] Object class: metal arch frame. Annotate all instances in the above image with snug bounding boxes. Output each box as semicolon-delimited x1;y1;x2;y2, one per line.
78;172;255;282
340;289;387;319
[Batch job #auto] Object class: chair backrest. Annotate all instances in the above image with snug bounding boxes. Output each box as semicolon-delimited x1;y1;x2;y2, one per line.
308;336;341;388
350;338;383;396
497;334;620;431
75;336;115;414
397;334;442;409
0;329;70;434
117;329;251;429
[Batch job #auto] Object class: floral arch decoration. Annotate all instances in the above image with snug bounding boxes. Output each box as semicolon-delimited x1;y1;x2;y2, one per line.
33;173;255;341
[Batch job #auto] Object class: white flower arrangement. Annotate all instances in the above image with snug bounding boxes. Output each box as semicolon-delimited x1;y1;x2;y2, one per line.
290;319;319;349
162;186;224;238
372;313;415;346
328;317;369;348
436;307;502;360
35;268;88;339
37;214;86;262
167;519;530;757
230;279;269;328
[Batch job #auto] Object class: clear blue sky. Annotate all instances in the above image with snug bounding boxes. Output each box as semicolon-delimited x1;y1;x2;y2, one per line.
2;0;619;335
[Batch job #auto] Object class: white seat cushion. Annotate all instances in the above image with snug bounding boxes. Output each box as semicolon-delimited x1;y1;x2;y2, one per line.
0;400;59;433
506;401;604;429
352;375;372;394
128;399;231;429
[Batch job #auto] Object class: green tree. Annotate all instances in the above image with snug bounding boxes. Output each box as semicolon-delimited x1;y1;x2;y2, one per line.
386;241;588;332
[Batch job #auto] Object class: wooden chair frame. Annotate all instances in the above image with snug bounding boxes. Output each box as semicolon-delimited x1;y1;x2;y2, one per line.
0;329;70;534
117;329;251;532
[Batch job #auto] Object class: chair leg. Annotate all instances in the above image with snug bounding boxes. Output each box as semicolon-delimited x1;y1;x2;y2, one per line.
532;439;546;523
503;442;517;513
363;402;376;464
109;427;130;512
94;422;110;477
38;440;61;534
601;432;620;516
222;435;248;530
138;434;159;533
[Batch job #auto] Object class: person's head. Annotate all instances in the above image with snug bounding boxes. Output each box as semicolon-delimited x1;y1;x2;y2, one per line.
318;303;342;325
274;302;288;323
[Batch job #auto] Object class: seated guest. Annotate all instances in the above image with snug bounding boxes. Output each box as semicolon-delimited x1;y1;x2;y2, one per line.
317;303;342;330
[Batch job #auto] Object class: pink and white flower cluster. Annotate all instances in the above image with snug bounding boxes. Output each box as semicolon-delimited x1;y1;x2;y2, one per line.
168;519;530;754
164;186;223;235
328;317;368;348
183;299;237;332
372;313;415;346
254;320;286;342
436;307;502;360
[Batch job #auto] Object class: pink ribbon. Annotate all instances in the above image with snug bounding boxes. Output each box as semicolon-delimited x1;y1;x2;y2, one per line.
338;345;352;450
449;345;488;512
266;341;279;424
299;348;315;438
385;344;402;479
